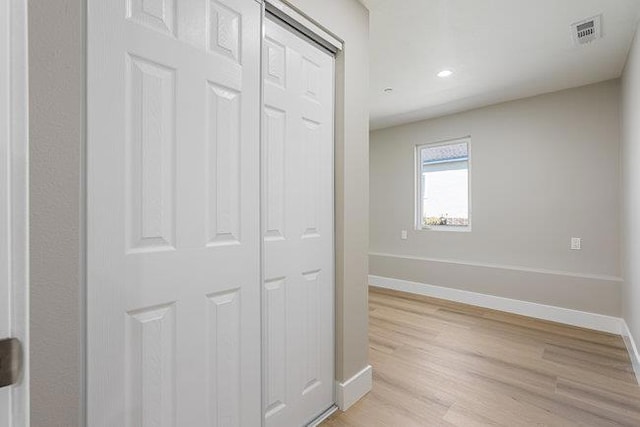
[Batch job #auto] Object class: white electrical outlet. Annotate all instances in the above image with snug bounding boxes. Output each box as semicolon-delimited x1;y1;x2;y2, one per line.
571;237;581;250
401;230;408;240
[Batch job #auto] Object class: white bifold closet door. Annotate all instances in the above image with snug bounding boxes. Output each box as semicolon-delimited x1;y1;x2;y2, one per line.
263;16;336;427
87;0;261;426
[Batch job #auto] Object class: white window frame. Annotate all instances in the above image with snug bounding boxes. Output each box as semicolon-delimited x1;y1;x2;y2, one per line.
415;136;472;232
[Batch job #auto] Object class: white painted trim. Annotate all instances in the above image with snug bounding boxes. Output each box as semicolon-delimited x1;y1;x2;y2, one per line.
369;252;623;283
335;365;372;411
266;0;343;51
621;321;640;385
369;275;623;335
3;0;30;425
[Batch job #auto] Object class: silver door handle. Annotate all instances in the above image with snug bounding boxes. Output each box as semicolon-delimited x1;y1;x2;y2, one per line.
0;338;22;388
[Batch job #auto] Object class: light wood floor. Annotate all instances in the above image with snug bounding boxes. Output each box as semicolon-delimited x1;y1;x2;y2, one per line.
322;287;640;426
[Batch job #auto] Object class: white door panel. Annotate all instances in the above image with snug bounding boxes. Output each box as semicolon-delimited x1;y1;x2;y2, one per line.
88;0;261;425
263;17;335;427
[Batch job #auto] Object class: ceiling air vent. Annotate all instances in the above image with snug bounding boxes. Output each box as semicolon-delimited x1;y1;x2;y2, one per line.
571;15;602;46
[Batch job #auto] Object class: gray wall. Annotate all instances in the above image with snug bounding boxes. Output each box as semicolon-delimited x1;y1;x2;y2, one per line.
29;0;85;426
288;0;370;383
370;80;622;316
29;0;368;424
622;25;640;344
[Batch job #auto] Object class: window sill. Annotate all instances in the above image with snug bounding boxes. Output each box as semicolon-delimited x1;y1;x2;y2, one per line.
417;225;472;233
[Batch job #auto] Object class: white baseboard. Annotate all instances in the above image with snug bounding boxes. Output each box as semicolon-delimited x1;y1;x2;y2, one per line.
335;365;372;410
621;321;640;385
369;275;623;335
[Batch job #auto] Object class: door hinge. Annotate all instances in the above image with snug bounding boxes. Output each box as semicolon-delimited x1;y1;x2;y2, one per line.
0;338;22;388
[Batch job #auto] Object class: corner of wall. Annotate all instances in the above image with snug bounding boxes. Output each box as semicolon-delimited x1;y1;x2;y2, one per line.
29;0;86;425
620;18;640;355
621;320;640;385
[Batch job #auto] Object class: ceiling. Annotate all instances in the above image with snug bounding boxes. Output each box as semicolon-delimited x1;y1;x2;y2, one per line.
361;0;640;130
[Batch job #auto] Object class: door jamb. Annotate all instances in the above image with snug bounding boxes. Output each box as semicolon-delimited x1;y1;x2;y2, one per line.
4;0;30;425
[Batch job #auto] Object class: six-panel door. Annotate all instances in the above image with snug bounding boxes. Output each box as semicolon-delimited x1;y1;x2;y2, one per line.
87;0;261;425
263;17;336;427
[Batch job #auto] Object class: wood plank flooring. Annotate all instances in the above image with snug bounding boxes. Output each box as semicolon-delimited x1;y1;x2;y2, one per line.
322;287;640;426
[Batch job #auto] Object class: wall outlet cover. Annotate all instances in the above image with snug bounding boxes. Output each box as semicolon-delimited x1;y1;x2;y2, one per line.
571;237;582;250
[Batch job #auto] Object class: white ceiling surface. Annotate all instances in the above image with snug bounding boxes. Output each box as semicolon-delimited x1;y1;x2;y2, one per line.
361;0;640;130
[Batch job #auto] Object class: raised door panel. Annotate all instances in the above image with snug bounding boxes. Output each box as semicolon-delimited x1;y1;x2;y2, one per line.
126;55;176;253
208;0;241;63
207;290;241;426
301;57;320;103
127;0;176;36
206;82;242;247
301;270;320;395
301;118;321;239
126;304;176;427
265;37;286;88
264;277;287;420
264;107;286;241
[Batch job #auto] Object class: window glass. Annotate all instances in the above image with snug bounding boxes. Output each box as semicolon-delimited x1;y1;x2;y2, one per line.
417;140;470;229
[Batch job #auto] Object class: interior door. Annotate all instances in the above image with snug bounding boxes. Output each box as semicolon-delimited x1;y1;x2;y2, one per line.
263;15;336;427
0;1;28;426
87;0;261;425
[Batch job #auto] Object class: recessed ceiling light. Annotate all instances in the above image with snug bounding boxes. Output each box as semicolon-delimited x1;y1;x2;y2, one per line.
437;69;453;78
384;87;393;93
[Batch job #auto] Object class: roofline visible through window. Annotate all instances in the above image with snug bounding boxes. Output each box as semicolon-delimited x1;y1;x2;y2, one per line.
422;156;468;166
